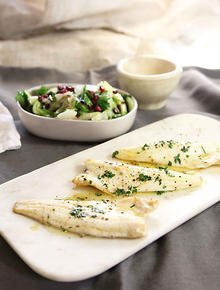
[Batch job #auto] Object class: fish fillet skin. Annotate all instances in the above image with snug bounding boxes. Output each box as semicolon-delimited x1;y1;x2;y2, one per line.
73;159;202;195
13;198;157;238
112;141;220;169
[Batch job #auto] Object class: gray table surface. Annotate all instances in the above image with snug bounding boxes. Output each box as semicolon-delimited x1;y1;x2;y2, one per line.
0;66;219;290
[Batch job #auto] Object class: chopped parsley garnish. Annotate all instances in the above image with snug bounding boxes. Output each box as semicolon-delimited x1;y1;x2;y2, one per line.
70;206;87;218
138;173;152;181
181;145;190;152
158;166;174;177
159;141;166;147
168;161;172;166
156;191;165;195
114;186;137;196
70;204;105;217
89;205;105;214
167;140;174;148
154;175;162;185
91;215;97;218
142;144;149;150
201;146;206;154
128;186;138;193
159;166;168;173
95;193;103;196
112;150;119;158
76;197;86;201
100;170;115;178
174;153;181;164
114;188;127;196
60;226;67;232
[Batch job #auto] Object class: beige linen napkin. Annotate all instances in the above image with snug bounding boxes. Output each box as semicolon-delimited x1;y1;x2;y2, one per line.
0;102;21;154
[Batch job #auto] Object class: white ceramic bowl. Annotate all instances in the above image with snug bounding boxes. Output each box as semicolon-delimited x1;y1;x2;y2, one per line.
17;83;138;142
117;55;182;110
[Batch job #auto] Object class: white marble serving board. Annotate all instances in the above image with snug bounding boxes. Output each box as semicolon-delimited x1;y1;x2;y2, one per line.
0;114;220;282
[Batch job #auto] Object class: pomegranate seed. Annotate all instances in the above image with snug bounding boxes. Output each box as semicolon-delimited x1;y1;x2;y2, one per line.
113;90;118;94
66;86;75;92
99;86;105;93
44;104;50;109
93;95;99;102
59;88;68;94
58;85;65;90
94;105;102;112
38;94;47;102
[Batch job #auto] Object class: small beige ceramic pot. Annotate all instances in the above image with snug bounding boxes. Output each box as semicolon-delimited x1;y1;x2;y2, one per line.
117;55;182;110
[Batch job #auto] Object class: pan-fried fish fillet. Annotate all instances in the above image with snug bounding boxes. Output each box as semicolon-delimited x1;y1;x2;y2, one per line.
112;141;220;169
73;159;202;195
13;197;157;238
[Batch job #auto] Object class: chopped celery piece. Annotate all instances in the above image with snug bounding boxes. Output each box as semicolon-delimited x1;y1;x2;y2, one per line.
28;96;38;105
75;102;90;113
32;100;51;117
57;109;77;120
108;98;117;109
79;111;108;121
97;81;114;93
118;103;127;115
113;93;124;105
83;95;93;107
124;95;134;112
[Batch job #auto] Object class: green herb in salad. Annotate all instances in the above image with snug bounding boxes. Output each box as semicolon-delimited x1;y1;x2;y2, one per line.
15;90;31;112
15;81;135;121
33;86;48;96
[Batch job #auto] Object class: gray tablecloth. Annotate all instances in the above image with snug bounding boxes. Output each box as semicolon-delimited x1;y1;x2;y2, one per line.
0;66;219;290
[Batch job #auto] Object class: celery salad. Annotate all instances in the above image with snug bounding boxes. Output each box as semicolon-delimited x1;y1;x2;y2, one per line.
16;81;135;121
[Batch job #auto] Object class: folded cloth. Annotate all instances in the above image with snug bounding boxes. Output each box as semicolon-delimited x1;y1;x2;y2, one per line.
0;101;21;154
